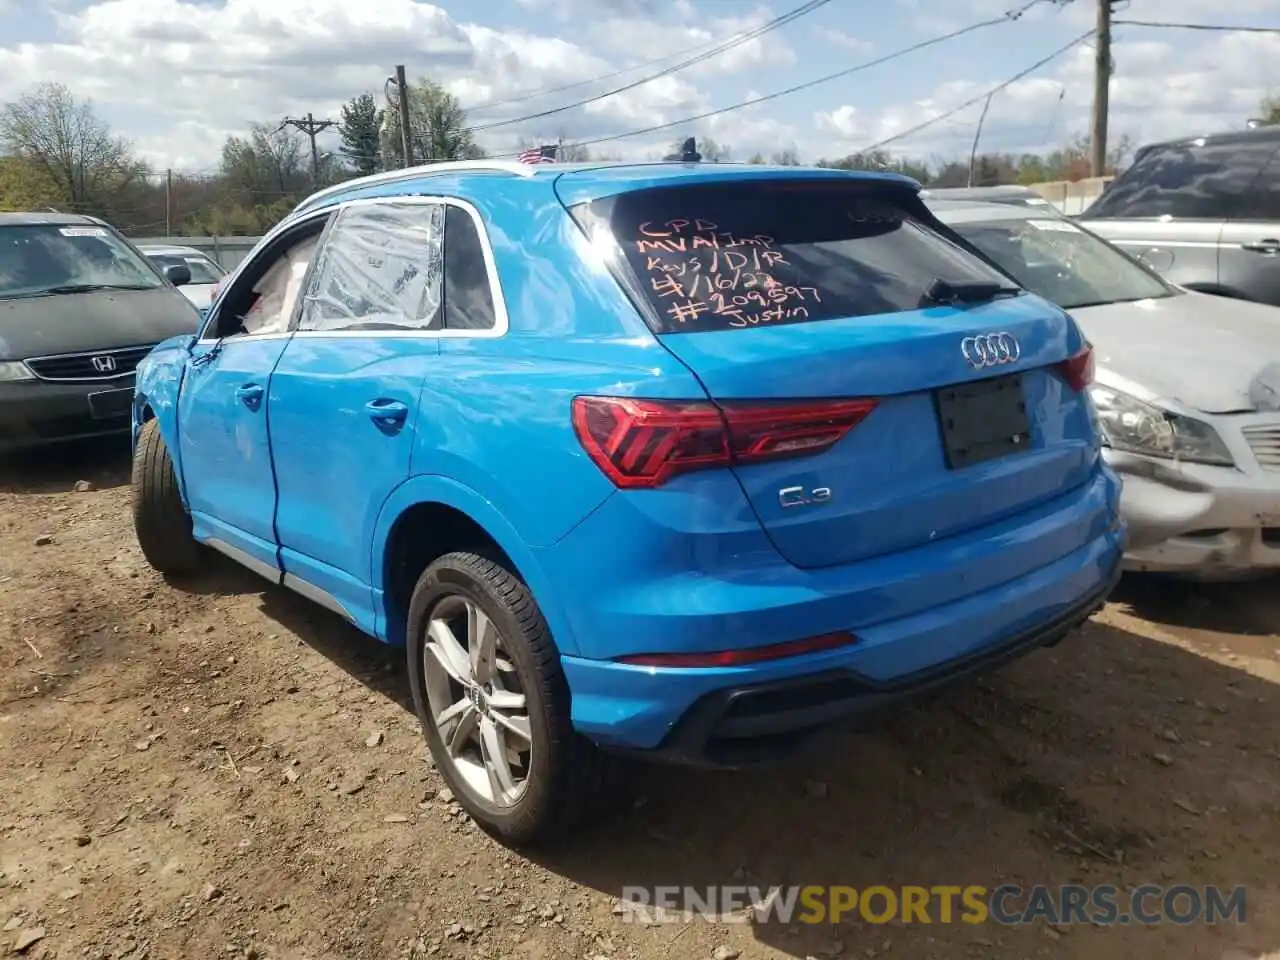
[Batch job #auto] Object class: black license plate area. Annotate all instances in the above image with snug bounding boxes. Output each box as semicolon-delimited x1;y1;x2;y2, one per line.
87;388;133;421
935;374;1031;470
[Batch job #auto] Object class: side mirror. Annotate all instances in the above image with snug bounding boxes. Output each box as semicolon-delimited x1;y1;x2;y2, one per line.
164;262;192;287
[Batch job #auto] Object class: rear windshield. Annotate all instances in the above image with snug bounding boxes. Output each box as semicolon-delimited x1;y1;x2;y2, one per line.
573;179;1015;334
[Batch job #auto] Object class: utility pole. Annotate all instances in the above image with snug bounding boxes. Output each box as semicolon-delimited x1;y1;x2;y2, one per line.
967;91;996;188
164;169;172;237
394;65;414;167
1089;0;1113;177
281;112;336;183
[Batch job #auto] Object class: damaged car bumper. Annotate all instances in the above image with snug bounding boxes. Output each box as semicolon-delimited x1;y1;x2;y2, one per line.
1107;423;1280;580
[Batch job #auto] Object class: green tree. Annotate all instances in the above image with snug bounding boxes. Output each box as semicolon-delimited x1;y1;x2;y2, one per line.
383;77;484;165
0;155;63;211
0;82;147;216
817;150;930;184
1258;94;1279;125
338;93;384;176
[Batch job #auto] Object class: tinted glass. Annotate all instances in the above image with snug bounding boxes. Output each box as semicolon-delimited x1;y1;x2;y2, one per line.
950;217;1172;310
299;202;444;332
1243;155;1280;221
575;180;1014;334
1085;139;1278;219
443;205;497;331
0;224;163;299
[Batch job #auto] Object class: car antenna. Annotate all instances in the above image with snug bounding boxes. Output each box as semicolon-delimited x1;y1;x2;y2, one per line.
663;137;702;163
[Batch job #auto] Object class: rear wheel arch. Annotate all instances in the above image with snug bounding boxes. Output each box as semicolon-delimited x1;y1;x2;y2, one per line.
372;480;578;655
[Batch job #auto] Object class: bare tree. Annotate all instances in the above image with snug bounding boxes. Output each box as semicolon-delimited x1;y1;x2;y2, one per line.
0;82;146;213
220;123;309;199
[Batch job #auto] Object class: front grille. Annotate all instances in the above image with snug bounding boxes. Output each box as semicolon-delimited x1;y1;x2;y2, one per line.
25;344;154;382
1242;424;1280;472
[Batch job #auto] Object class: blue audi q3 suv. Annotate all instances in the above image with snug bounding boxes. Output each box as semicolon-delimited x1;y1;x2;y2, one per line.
130;159;1125;845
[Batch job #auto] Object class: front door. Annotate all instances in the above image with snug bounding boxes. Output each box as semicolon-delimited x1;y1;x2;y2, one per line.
268;199;447;636
177;221;328;575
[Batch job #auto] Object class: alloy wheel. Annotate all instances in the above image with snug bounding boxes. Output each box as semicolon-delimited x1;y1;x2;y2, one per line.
422;594;533;807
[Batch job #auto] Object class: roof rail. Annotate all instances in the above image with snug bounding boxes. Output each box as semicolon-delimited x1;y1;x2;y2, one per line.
292;159;539;214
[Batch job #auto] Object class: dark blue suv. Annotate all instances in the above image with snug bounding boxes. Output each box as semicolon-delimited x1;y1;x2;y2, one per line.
130;159;1124;845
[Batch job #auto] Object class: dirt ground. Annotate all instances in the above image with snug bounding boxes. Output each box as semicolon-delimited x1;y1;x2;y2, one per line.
3;441;1280;960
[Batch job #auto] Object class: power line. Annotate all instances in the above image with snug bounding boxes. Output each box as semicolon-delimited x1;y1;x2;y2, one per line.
464;16;814;115
515;0;1054;154
468;0;835;133
1112;19;1280;33
859;29;1095;153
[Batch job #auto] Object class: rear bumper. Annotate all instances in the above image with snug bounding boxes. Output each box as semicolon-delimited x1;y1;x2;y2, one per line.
616;559;1119;767
558;510;1125;761
0;377;134;452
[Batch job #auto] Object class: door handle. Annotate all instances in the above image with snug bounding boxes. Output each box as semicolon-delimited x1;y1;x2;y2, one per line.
235;383;264;411
365;399;409;432
1242;239;1280;255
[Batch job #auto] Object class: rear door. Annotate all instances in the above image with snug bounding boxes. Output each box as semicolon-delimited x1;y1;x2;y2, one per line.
571;177;1097;570
1220;144;1280;306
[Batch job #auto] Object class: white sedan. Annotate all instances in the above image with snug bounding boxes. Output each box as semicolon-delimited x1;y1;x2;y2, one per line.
928;197;1280;580
137;244;226;310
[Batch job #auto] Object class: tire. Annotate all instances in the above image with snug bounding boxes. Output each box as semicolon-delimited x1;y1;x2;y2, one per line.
406;550;606;847
131;418;201;576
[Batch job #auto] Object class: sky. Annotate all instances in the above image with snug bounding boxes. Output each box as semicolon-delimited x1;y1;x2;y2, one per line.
0;0;1277;175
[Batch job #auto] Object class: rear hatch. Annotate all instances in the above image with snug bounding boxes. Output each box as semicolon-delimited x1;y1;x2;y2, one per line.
565;175;1098;570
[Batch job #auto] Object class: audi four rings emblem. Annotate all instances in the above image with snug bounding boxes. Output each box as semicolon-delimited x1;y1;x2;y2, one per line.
960;332;1020;368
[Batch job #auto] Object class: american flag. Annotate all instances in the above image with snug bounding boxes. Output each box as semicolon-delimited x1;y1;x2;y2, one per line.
518;144;558;164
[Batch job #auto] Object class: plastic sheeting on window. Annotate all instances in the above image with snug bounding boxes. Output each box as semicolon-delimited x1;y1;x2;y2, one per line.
300;203;445;332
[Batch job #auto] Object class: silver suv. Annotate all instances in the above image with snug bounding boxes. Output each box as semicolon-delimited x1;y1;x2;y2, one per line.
1078;125;1280;307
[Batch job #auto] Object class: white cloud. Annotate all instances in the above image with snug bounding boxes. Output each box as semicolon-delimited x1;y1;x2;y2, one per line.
586;7;798;78
1;0;1276;175
813;27;1280;162
0;0;725;169
820;27;872;54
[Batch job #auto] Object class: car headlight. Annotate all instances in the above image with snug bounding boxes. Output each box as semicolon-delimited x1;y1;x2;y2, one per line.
0;361;34;382
1089;385;1234;466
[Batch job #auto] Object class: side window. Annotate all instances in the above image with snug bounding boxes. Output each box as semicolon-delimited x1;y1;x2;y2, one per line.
1241;152;1280;222
1087;140;1275;220
443;205;498;331
209;227;325;339
299;202;444;332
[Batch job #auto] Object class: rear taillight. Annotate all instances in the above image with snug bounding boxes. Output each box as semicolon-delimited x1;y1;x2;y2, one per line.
616;631;858;668
1055;343;1095;391
571;395;878;489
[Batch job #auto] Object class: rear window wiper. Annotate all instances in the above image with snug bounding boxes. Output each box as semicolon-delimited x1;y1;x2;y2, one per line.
920;278;1022;307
